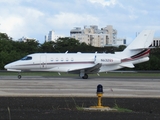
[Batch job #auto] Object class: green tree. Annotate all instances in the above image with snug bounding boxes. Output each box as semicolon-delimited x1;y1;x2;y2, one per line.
40;41;56;53
55;37;81;53
1;32;160;71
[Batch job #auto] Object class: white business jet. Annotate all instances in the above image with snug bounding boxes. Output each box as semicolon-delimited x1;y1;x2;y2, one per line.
4;30;155;79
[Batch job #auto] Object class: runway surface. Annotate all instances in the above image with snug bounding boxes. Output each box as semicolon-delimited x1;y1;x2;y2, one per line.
0;76;160;97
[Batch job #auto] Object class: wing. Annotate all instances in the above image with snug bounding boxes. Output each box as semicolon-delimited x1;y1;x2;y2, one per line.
68;63;102;74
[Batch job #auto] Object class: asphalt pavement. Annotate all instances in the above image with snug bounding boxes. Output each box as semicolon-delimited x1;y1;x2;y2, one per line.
0;76;160;119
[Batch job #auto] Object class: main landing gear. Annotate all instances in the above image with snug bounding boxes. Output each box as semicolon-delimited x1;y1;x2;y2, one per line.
18;73;22;79
82;73;88;79
79;70;88;79
79;71;88;79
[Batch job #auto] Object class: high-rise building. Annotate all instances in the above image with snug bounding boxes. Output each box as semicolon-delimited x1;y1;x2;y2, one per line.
152;37;160;47
45;30;63;42
70;25;125;47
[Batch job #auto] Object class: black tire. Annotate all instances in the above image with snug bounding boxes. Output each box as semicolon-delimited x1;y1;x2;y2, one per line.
18;75;21;79
82;74;88;79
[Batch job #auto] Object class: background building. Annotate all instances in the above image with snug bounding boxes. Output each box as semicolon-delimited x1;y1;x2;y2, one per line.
45;30;63;42
18;36;36;42
70;25;126;47
152;37;160;47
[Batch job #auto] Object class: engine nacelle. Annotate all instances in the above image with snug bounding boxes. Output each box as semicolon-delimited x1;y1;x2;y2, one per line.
95;56;121;65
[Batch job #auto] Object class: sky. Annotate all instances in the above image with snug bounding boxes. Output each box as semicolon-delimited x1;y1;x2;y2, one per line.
0;0;160;44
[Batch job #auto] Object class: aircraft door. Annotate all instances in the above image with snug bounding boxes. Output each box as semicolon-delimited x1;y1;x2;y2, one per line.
40;55;47;68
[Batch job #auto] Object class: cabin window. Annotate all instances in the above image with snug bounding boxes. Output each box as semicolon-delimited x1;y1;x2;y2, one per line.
71;58;74;61
21;56;32;60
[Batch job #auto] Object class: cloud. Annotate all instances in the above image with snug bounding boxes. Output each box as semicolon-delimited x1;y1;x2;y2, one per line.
0;0;160;43
47;12;99;28
87;0;117;7
0;16;24;33
129;15;138;20
0;5;45;40
0;0;21;4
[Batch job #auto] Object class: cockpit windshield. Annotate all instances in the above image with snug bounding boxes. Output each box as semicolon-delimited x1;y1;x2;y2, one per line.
21;56;32;60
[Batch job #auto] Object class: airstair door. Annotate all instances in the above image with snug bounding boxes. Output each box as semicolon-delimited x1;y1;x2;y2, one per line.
40;55;47;68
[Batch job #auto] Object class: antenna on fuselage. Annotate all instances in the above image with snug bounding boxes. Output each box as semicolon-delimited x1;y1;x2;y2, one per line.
65;51;68;54
58;72;61;75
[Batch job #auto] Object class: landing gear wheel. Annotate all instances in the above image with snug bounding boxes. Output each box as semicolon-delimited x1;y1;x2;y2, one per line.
18;75;21;79
82;74;88;79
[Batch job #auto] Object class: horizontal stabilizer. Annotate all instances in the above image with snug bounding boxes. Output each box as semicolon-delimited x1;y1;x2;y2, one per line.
130;47;150;50
120;63;134;68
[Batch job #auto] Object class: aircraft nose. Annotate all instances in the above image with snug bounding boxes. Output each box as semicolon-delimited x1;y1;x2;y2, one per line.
4;63;21;72
4;64;11;69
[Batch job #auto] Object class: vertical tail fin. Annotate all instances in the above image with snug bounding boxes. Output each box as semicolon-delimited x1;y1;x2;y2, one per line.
122;30;155;57
115;30;155;68
124;30;155;50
